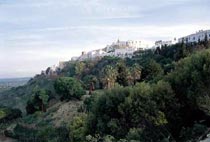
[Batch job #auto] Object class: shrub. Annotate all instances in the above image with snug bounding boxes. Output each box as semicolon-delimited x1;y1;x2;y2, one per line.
54;77;85;100
69;114;87;142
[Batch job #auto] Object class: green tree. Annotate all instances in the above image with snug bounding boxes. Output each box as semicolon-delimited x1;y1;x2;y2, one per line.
101;65;118;89
86;87;129;138
118;83;169;141
166;49;210;140
130;63;142;85
82;75;98;94
39;89;49;112
0;106;22;123
26;87;50;114
75;62;85;79
86;83;171;141
204;33;209;48
116;63;129;86
142;59;164;81
69;114;87;142
54;77;85;100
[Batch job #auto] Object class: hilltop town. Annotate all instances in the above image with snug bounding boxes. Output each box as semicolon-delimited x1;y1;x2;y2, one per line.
1;28;210;142
2;0;210;141
42;29;210;77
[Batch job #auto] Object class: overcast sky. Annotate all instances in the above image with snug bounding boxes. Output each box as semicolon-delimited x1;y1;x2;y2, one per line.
1;0;210;78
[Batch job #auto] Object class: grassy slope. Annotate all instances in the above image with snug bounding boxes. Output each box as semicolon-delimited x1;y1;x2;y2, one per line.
0;76;56;113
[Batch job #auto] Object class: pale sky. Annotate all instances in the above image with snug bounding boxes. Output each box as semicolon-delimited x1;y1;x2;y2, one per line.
1;0;210;78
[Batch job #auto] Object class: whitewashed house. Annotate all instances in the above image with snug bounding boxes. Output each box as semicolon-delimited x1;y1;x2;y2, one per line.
178;30;210;43
113;47;138;58
127;40;141;48
71;39;149;61
155;38;177;48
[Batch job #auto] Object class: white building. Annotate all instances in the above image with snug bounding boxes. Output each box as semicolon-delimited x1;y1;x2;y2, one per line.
71;39;149;61
112;39;142;49
127;40;141;48
113;47;138;58
71;57;79;61
178;30;210;43
114;39;127;47
155;38;177;48
77;49;107;61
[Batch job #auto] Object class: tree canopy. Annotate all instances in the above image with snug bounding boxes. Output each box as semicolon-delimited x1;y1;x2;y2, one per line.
54;77;85;100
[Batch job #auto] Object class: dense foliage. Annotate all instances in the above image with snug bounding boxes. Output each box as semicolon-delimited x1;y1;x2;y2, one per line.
1;40;210;142
74;41;210;141
26;87;51;114
84;82;178;141
0;106;22;123
54;77;85;100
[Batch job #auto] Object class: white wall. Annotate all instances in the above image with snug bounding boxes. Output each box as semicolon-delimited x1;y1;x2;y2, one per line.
178;30;210;43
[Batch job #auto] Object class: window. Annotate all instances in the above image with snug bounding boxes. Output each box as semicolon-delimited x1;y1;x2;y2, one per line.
186;38;188;43
209;34;210;37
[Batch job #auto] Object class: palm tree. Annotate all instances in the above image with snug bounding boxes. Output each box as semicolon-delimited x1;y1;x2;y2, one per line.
127;70;134;86
32;86;49;112
39;89;49;112
89;75;97;95
130;63;142;85
101;65;118;89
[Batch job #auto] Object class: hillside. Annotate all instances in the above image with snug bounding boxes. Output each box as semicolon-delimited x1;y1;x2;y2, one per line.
1;40;210;142
0;77;56;113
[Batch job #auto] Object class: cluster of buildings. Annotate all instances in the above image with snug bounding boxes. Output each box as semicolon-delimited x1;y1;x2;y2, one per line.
154;29;210;48
41;29;210;76
73;29;210;62
178;30;210;44
71;39;149;61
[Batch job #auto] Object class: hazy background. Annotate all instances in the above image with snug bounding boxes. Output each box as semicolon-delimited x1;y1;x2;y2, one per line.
1;0;210;78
